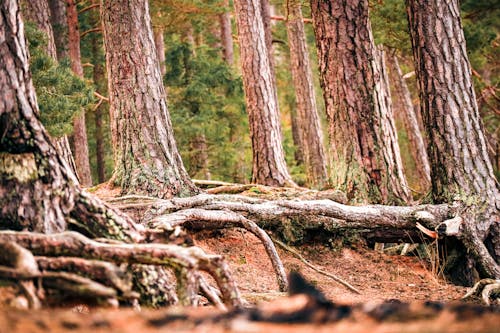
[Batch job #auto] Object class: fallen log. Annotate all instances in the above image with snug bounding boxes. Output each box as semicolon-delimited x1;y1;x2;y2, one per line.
144;194;453;244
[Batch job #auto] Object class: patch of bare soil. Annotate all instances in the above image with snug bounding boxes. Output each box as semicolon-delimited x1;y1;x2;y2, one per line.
0;187;496;332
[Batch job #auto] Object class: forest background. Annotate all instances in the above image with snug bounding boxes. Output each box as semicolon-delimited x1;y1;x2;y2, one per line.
30;0;499;192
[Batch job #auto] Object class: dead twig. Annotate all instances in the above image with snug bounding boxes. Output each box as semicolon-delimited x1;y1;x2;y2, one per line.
272;238;361;294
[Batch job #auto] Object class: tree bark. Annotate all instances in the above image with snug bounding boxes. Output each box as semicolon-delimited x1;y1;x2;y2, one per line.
386;52;431;188
66;0;93;187
90;4;107;184
21;0;57;60
153;27;166;77
286;0;328;189
310;0;410;204
100;0;199;198
406;0;500;284
20;0;79;184
219;0;234;66
234;0;296;187
48;0;68;60
1;1;228;307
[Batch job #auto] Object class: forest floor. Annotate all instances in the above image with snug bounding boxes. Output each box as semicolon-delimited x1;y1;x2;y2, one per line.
0;186;498;332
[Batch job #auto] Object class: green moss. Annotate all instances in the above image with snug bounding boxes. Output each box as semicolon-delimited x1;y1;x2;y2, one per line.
0;152;38;182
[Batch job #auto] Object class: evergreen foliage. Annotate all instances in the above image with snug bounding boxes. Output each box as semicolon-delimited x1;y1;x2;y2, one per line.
25;23;94;138
164;37;251;181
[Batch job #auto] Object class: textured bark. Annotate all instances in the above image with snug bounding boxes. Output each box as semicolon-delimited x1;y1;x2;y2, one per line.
153;27;166;77
0;1;202;306
234;0;296;187
90;7;107;184
48;0;68;60
406;0;500;284
66;0;93;187
20;0;79;184
21;0;57;60
310;0;410;204
0;0;133;235
387;52;431;188
286;0;328;188
101;0;198;198
219;0;234;66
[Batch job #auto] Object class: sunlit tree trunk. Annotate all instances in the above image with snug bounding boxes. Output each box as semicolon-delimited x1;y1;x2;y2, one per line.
407;0;500;284
101;0;198;198
286;0;327;188
387;52;431;188
66;0;93;187
310;0;410;203
234;0;296;186
219;0;234;66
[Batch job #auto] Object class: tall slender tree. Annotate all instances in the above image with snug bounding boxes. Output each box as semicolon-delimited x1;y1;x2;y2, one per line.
21;0;79;184
234;0;296;186
100;0;198;198
66;0;93;187
386;52;431;188
406;0;499;283
219;0;234;66
48;0;68;60
285;0;328;188
310;0;410;203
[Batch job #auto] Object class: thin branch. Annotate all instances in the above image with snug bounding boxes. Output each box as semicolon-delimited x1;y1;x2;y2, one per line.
81;27;102;38
272;238;361;294
270;15;312;23
79;3;100;14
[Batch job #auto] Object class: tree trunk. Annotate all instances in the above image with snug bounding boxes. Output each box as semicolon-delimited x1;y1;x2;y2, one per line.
66;0;93;187
387;52;431;188
21;0;57;60
406;0;500;284
153;27;166;77
286;0;328;189
219;0;234;66
0;0;130;235
100;0;199;198
48;0;68;60
310;0;410;204
20;0;79;184
234;0;296;187
90;7;107;184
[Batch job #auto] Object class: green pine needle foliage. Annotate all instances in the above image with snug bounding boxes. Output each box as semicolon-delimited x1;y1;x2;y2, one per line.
164;38;251;182
25;23;94;138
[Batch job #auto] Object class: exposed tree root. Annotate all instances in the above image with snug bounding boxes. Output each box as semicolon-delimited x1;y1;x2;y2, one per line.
0;231;242;309
462;278;500;306
148;208;288;291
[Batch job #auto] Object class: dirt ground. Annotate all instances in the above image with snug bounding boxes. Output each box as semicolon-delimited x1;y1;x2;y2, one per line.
0;187;497;332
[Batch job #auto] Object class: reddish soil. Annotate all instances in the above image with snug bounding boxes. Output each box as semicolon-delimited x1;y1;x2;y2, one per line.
0;187;496;332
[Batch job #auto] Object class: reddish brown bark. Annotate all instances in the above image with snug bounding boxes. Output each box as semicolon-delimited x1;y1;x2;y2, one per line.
286;0;328;188
219;0;234;66
234;0;296;187
406;0;500;283
101;0;198;198
66;0;93;187
387;52;431;188
310;0;410;203
48;0;68;60
153;27;166;77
